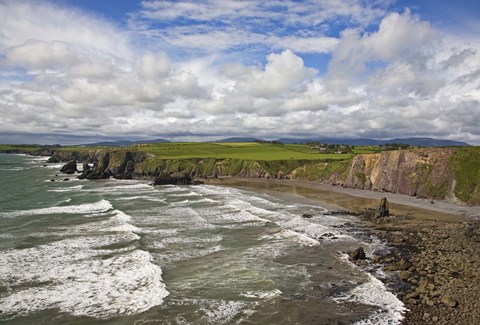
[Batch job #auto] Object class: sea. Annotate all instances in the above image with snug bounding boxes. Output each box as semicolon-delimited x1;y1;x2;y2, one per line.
0;154;405;324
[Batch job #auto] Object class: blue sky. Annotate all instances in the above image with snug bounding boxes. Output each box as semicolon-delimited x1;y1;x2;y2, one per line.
0;0;479;144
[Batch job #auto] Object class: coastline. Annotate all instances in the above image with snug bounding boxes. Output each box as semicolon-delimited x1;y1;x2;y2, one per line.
204;177;478;220
4;153;479;323
205;177;480;325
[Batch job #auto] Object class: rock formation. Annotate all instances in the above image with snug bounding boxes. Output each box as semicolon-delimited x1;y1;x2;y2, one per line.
375;197;390;218
59;160;77;174
350;247;366;260
153;172;192;185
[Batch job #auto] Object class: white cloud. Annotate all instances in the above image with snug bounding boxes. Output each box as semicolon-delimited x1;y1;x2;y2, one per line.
365;10;439;61
138;52;171;79
0;1;131;58
239;50;317;98
1;1;480;144
131;0;389;55
5;40;77;69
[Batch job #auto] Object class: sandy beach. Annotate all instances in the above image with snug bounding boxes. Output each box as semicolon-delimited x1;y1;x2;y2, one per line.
205;177;480;325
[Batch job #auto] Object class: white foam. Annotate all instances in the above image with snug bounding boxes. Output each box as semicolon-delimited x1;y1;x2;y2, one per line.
85;183;152;194
334;267;406;324
0;167;28;171
47;185;84;192
49;210;139;237
202;300;247;324
259;229;319;247
0;199;113;218
195;206;269;225
43;163;64;169
241;289;282;300
116;195;166;203
0;233;168;318
168;191;200;197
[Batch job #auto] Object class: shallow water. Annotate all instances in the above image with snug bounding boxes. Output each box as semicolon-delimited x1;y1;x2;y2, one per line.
0;154;405;324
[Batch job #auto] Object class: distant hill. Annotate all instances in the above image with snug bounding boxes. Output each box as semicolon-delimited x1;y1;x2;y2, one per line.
85;136;470;147
384;138;470;147
84;138;170;146
276;137;470;147
214;137;260;143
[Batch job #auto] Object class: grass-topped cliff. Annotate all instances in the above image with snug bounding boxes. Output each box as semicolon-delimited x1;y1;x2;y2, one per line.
1;142;478;205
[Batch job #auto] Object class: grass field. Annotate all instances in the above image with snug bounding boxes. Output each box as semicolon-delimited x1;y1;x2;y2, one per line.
0;144;41;152
135;142;360;161
0;141;396;161
0;142;385;161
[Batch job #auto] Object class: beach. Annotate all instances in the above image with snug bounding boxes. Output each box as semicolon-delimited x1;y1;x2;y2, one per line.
207;177;480;325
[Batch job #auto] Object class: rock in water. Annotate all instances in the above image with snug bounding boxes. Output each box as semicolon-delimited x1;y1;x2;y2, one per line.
59;160;78;174
82;161;90;172
350;247;366;260
375;197;390;218
153;172;192;185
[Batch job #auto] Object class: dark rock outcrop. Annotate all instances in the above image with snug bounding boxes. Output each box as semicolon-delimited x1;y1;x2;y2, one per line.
153;172;192;185
350;247;366;260
375;197;390;218
114;159;135;179
60;160;78;174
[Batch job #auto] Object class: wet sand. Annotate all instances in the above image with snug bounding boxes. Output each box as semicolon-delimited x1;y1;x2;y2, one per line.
205;177;478;221
205;177;480;324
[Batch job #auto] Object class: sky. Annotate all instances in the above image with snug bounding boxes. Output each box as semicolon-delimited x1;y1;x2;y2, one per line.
0;0;479;144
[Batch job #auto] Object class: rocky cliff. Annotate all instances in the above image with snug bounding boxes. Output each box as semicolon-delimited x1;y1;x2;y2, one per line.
291;147;480;205
10;146;478;205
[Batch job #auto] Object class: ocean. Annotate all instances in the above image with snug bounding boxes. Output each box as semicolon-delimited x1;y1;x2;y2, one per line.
0;154;405;324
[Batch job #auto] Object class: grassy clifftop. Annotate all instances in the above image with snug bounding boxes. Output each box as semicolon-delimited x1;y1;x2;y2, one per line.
450;147;480;204
2;142;478;205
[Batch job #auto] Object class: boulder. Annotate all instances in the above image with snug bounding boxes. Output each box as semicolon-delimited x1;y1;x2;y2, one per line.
153;172;192;185
375;197;390;218
60;160;78;174
301;213;313;219
441;295;458;308
350;247;366;260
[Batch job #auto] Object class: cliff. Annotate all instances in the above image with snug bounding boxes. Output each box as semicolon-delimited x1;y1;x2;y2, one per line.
5;146;478;205
291;147;480;205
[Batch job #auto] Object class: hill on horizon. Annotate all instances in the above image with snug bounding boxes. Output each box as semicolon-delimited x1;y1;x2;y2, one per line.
83;138;170;146
273;137;470;147
78;136;471;147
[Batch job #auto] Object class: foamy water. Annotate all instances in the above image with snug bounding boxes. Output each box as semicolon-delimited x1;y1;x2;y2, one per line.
0;154;405;324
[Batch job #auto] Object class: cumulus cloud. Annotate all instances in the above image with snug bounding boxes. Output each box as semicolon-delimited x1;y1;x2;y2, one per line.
1;1;480;144
237;50;317;98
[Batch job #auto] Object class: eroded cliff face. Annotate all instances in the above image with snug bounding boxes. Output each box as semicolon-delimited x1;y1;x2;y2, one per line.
42;146;478;205
49;150;152;179
342;148;455;198
291;147;480;204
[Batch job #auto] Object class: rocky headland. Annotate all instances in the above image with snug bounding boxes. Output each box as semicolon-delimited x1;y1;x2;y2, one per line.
6;146;476;205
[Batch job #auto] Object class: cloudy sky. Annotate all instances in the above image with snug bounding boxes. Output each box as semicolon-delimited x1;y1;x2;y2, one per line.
1;0;479;144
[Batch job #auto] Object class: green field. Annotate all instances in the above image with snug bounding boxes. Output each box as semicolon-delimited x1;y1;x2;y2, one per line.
135;142;359;161
0;142;383;161
0;144;42;152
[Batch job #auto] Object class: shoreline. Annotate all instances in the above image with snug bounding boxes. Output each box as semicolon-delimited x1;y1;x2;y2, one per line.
204;177;478;221
205;177;480;325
